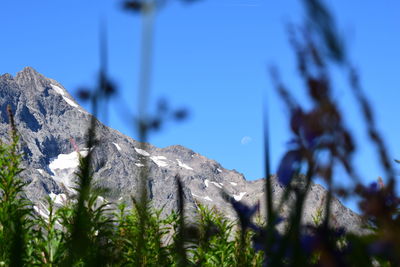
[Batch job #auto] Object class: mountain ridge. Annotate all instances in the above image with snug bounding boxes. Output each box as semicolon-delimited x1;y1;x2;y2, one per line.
0;67;366;234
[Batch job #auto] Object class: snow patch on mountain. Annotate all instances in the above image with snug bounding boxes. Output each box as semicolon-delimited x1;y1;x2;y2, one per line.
150;156;168;167
64;98;78;108
192;193;213;202
135;147;150;156
51;84;64;95
211;181;223;189
50;84;78;108
113;142;121;151
49;192;67;205
203;196;213;201
34;204;50;219
49;150;88;191
49;150;88;170
36;169;45;176
233;192;246;201
176;159;193;170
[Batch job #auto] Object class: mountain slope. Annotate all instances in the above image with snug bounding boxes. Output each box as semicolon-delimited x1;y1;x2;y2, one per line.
0;67;365;233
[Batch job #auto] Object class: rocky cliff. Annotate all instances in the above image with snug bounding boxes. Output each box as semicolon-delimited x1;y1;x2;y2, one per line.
0;67;365;233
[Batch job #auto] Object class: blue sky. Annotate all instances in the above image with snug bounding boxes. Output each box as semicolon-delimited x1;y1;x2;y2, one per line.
1;0;399;210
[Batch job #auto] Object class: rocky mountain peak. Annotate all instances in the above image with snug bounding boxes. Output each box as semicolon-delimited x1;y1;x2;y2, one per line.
0;67;368;234
0;73;13;81
16;66;40;77
14;66;49;92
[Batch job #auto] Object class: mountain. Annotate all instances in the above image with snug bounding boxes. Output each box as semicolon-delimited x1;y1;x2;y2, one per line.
0;67;365;233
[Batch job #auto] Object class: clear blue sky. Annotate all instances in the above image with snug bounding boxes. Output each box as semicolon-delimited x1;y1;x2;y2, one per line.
1;0;399;211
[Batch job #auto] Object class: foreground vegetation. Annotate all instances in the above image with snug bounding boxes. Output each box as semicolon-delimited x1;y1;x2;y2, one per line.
0;117;265;266
0;102;399;266
1;0;399;266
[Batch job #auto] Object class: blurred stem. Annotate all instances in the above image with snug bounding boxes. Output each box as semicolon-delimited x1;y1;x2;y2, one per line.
100;18;109;125
135;2;156;266
348;67;395;184
271;159;314;266
322;157;334;230
137;0;156;202
175;176;188;267
263;103;273;223
263;100;276;261
138;1;155;134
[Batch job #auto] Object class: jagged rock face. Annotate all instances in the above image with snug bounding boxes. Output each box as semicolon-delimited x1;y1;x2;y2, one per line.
0;67;365;233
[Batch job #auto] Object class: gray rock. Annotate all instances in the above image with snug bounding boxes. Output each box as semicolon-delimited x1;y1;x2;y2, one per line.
0;67;367;234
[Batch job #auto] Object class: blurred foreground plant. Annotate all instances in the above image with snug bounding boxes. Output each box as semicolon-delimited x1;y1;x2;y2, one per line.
0;106;32;266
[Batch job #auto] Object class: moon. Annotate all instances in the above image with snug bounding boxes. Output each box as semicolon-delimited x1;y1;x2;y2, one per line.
241;136;252;145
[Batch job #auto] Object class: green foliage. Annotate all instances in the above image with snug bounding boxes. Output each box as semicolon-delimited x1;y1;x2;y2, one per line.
187;204;263;266
60;152;116;266
30;198;65;265
115;200;176;266
0;110;398;267
0;109;32;266
311;207;324;226
190;204;236;266
0;131;266;266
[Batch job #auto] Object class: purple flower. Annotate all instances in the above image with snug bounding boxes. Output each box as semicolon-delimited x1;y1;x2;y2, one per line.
251;221;283;253
230;199;259;230
77;89;91;101
368;240;393;258
123;0;144;12
290;108;304;134
302;128;321;149
277;150;302;186
300;234;318;255
366;182;379;194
